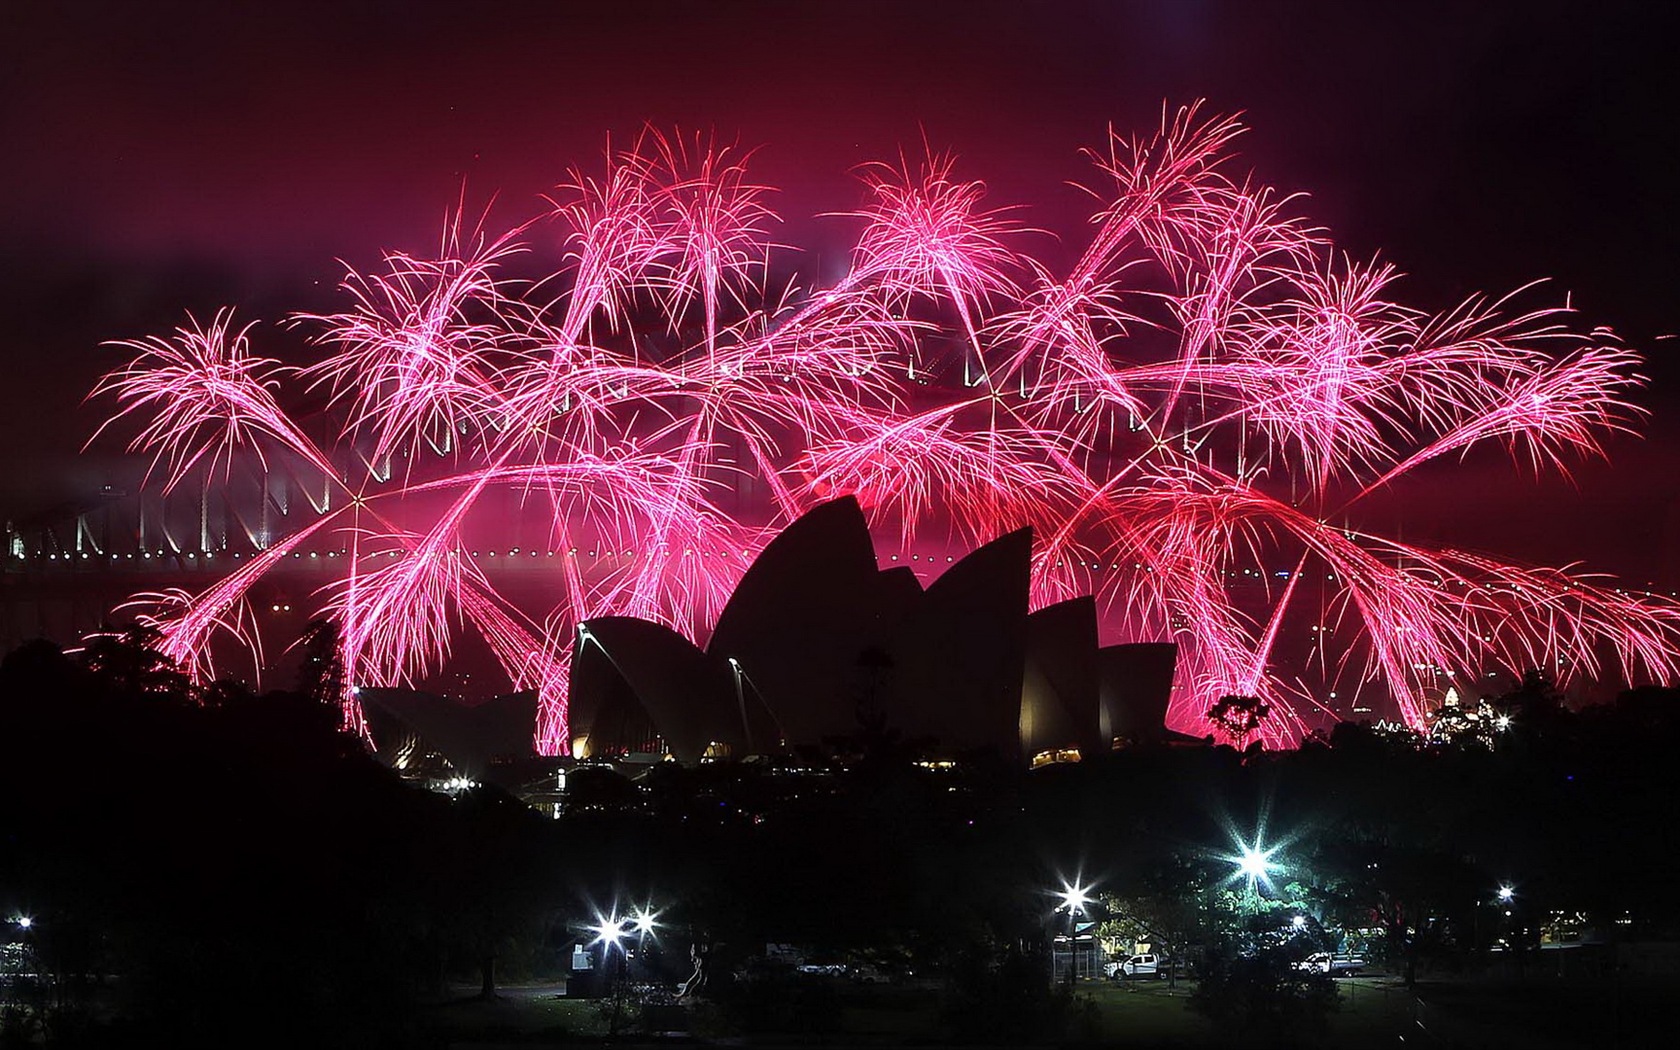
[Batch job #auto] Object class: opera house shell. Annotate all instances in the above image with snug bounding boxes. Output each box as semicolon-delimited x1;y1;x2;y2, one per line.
568;497;1178;766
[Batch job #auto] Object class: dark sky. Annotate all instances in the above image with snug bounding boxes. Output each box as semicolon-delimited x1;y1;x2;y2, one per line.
3;0;1678;579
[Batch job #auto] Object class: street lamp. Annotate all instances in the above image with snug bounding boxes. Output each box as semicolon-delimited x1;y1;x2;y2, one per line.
594;906;660;969
592;914;627;954
589;903;661;1032
14;916;31;931
1497;885;1515;904
590;911;636;1032
1234;841;1278;891
1058;883;1091;914
1055;882;1092;984
632;908;658;937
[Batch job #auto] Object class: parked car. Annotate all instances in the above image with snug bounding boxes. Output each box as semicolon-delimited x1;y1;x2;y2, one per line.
1293;951;1366;976
1104;953;1162;980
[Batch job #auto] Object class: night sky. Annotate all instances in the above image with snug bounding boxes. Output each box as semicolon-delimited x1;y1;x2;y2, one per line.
4;0;1678;580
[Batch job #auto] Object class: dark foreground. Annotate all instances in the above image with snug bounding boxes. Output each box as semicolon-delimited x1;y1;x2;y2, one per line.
406;971;1673;1049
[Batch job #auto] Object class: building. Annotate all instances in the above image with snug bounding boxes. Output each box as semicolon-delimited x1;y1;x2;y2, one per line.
568;497;1177;766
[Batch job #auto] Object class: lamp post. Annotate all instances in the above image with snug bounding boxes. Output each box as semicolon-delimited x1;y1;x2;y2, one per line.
592;904;661;1031
1056;883;1091;985
592;913;630;1032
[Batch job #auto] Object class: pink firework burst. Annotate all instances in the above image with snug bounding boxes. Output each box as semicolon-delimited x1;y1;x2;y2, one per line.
91;309;335;491
87;109;1680;754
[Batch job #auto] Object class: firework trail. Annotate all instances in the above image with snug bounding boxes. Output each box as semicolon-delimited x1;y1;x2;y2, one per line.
89;104;1680;751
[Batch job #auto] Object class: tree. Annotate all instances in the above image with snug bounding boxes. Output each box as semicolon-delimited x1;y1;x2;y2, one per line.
1189;944;1338;1046
1097;856;1216;989
1208;694;1271;746
941;942;1089;1043
439;786;564;1000
77;625;197;702
1;634;446;1045
1491;668;1565;725
295;618;346;707
1312;839;1475;986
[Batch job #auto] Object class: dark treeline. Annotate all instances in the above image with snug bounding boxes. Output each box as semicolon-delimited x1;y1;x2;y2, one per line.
0;635;575;1048
3;633;1679;1046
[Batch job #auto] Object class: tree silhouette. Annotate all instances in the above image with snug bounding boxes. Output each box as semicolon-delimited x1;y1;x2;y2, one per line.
1207;694;1270;745
1493;668;1565;722
295;618;346;707
78;625;197;702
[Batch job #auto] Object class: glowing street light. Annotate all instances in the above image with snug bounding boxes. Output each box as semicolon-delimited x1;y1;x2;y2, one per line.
632;908;658;936
1497;885;1515;904
1235;842;1278;889
592;914;627;952
14;916;32;930
1052;881;1094;983
1057;882;1091;914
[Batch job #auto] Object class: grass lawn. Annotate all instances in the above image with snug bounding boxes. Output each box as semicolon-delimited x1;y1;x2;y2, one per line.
1084;974;1421;1048
1082;978;1217;1046
423;984;610;1041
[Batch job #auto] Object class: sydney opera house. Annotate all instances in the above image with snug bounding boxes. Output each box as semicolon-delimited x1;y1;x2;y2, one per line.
564;497;1178;767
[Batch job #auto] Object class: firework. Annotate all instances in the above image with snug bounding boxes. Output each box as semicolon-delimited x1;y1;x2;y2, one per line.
89;105;1680;751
